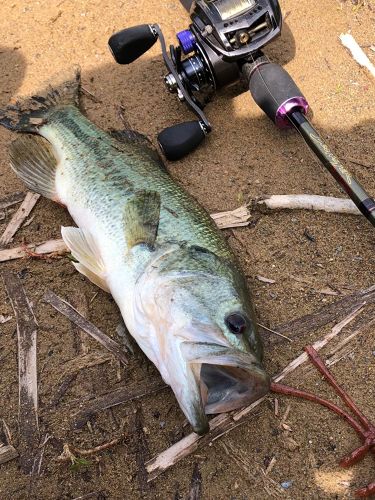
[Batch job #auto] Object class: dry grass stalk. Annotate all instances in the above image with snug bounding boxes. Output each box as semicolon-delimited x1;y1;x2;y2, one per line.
0;238;68;262
58;437;122;462
0;192;40;247
43;290;128;365
221;441;284;498
2;271;39;474
145;305;364;480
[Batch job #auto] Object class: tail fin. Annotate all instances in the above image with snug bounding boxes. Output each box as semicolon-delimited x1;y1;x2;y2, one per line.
0;66;81;133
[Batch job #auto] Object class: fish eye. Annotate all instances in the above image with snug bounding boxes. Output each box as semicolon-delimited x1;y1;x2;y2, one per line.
225;313;247;335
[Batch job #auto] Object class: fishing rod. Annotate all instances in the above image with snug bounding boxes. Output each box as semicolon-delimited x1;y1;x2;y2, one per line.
108;0;375;227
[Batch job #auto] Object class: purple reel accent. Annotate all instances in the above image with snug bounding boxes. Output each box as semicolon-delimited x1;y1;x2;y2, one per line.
177;29;196;54
275;96;309;129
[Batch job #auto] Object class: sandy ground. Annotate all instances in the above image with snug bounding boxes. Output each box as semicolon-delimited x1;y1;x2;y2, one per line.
0;0;374;499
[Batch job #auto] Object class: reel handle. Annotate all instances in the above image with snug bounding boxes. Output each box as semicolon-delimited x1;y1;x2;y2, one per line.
245;60;308;128
158;121;207;161
108;24;158;64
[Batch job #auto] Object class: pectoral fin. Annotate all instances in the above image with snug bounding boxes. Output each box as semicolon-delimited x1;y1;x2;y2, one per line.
123;190;160;250
61;226;109;292
9;134;60;201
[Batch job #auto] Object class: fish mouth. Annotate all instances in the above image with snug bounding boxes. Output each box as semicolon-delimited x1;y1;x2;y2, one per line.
181;342;270;428
200;362;270;414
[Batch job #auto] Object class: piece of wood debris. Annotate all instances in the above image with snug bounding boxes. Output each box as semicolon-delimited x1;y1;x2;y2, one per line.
210;205;250;229
72;380;167;429
269;285;375;345
265;456;277;475
0;192;40;247
70;291;90;355
0;444;18;465
51;351;112;407
258;194;360;215
0;238;68;262
0;314;12;324
133;407;152;497
340;33;375;78
256;275;276;284
145;305;364;480
187;463;202;500
2;271;40;474
43;290;128;365
0;192;25;210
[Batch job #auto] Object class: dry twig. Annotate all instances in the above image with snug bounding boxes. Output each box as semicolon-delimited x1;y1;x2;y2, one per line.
72;381;167;429
0;238;68;262
2;271;39;474
0;192;40;247
0;191;25;210
0;445;18;465
43;290;128;365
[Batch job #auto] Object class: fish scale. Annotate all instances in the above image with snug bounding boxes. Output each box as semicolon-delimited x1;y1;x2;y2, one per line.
43;106;232;261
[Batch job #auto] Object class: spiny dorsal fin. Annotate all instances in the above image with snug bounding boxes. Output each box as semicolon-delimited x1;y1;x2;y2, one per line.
124;190;161;250
0;66;80;133
109;129;166;169
9;134;60;201
61;226;109;292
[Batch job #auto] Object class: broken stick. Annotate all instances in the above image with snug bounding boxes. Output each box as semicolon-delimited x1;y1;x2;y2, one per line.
0;445;18;465
0;239;68;262
145;305;364;480
43;290;128;365
0;192;40;247
0;192;25;210
2;271;39;474
265;284;375;345
72;380;167;429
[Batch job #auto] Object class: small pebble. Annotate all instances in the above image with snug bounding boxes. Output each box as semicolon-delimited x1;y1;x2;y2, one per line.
281;481;292;489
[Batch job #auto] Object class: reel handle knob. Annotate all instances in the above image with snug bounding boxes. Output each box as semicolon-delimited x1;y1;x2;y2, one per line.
158;121;206;161
108;24;158;64
246;62;309;128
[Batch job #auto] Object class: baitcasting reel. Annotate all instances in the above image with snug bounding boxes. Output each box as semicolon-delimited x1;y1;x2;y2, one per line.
109;0;375;227
109;0;285;160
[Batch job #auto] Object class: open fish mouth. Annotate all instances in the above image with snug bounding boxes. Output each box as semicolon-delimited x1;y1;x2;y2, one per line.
200;362;270;414
181;342;270;428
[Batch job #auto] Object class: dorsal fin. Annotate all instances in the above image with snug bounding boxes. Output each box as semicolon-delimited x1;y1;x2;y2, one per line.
123;190;160;250
109;129;166;169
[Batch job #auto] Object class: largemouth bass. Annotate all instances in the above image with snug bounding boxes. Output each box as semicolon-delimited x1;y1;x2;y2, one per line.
0;68;269;434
